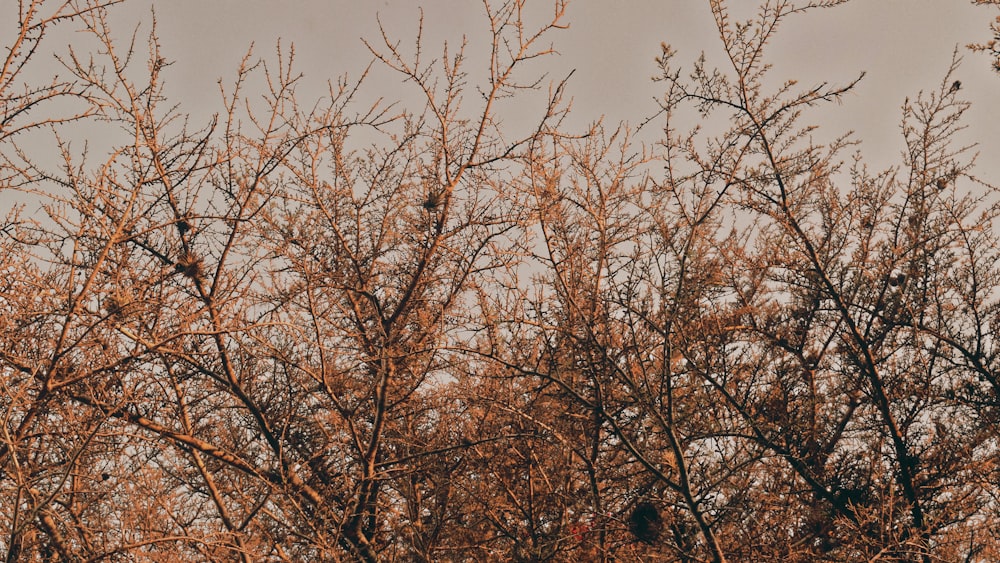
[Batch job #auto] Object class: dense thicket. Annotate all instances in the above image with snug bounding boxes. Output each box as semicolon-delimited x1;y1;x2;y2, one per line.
3;1;1000;561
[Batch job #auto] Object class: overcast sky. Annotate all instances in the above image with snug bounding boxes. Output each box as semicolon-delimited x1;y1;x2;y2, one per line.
40;1;997;188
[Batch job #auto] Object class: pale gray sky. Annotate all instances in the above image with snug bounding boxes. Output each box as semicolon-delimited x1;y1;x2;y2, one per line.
107;1;999;178
7;1;996;194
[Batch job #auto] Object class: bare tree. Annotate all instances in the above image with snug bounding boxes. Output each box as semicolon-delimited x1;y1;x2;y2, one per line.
971;0;1000;72
647;1;1000;560
3;0;1000;561
3;0;575;560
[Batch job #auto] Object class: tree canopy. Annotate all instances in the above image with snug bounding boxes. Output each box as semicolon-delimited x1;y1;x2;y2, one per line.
2;0;1000;561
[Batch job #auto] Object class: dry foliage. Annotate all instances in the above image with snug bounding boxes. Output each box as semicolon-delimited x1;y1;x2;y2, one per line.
2;0;1000;561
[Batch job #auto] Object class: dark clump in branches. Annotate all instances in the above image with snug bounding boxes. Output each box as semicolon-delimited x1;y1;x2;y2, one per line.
174;251;204;280
629;502;663;545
